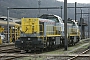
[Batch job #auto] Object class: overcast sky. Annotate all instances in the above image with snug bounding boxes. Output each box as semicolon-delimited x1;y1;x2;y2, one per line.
57;0;90;3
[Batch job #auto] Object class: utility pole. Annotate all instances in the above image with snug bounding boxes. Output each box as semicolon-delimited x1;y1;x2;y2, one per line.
64;0;68;50
75;2;77;21
38;0;41;16
7;7;10;43
88;9;89;38
61;6;63;18
80;9;83;39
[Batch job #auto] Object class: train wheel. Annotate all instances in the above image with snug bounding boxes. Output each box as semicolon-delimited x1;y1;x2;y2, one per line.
20;50;26;54
25;50;29;53
40;49;43;53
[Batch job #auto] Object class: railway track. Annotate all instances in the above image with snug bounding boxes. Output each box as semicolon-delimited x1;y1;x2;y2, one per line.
0;48;90;60
0;43;21;60
0;56;21;60
41;46;90;60
0;53;90;60
67;48;90;60
0;39;90;60
0;43;20;53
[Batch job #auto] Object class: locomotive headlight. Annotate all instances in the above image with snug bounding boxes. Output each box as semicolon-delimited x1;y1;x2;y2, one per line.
21;41;23;43
28;38;31;40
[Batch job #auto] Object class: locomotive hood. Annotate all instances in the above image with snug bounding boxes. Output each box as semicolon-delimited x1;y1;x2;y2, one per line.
39;18;55;23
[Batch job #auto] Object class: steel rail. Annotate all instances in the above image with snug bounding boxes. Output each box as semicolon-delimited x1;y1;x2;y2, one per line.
68;48;90;60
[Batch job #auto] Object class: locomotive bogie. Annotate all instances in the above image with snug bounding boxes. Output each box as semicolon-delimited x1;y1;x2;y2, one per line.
15;37;44;50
